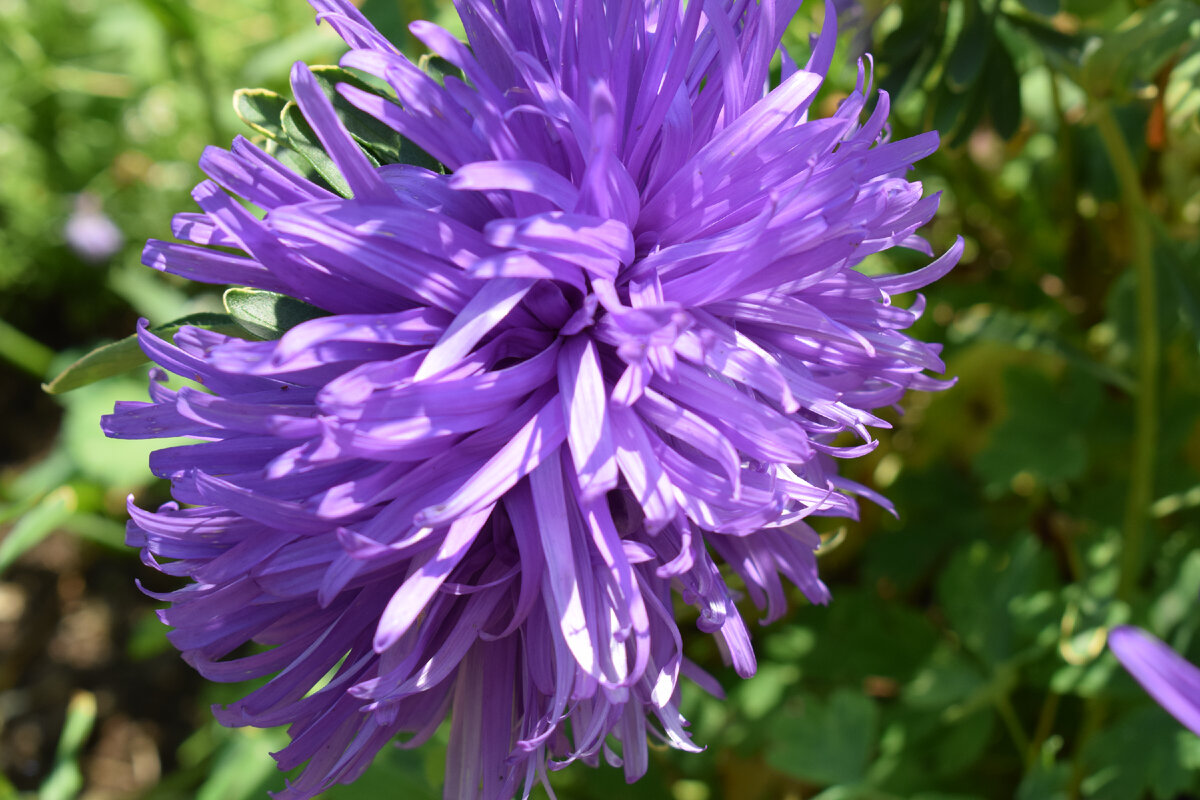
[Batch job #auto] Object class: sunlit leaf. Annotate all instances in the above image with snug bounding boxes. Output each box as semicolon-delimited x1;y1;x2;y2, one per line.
233;88;289;142
223;287;330;340
43;312;247;395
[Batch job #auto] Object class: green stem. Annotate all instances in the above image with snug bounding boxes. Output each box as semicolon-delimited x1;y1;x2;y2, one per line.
0;318;55;378
1093;103;1159;602
995;691;1032;763
1027;690;1061;769
1068;697;1108;799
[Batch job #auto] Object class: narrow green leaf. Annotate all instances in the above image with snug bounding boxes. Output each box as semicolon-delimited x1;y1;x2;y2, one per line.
233;88;289;142
42;312;247;395
1002;12;1086;78
1081;0;1200;101
223;287;330;340
879;0;943;99
39;692;98;800
308;66;443;171
62;513;130;551
0;316;55;378
280;100;354;197
987;43;1023;139
0;487;74;575
946;0;993;91
195;728;290;800
879;0;942;64
933;82;973;139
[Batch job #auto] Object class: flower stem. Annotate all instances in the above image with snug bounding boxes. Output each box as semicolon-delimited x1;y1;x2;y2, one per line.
1093;102;1159;602
995;691;1031;763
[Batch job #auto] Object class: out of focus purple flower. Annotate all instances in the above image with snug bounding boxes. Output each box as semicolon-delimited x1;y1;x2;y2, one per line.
1110;625;1200;735
103;0;960;796
64;193;123;263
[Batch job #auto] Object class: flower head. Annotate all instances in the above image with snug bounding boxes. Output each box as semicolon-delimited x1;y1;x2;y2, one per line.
104;0;960;796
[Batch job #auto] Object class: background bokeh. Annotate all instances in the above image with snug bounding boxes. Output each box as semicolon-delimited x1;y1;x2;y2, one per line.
1;0;1199;797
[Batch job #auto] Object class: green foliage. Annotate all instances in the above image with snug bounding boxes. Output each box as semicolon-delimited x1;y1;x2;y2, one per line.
1081;707;1200;799
768;690;880;787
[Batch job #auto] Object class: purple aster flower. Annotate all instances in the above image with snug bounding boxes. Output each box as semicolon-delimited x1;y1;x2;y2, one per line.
1110;625;1200;736
103;0;961;796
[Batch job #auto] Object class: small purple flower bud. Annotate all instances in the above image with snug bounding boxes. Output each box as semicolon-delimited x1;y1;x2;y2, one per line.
65;193;123;263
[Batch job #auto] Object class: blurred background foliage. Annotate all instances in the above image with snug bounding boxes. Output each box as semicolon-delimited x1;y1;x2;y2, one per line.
1;0;1199;798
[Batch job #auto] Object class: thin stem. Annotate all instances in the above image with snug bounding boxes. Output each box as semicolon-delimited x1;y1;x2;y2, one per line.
995;692;1032;763
1027;690;1061;768
0;318;55;378
1093;103;1159;602
1068;697;1107;799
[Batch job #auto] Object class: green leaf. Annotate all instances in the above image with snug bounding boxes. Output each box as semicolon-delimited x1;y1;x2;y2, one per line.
973;366;1101;493
308;66;442;172
781;588;941;684
933;81;974;139
1081;706;1200;799
38;691;97;800
945;0;993;91
233;88;289;142
61;376;184;488
1081;0;1200;101
879;0;942;65
418;52;465;85
873;704;995;789
195;728;290;800
879;0;943;99
733;662;800;720
360;0;415;46
1152;222;1200;353
1017;738;1070;800
222;287;330;340
322;747;440;800
281;99;354;197
127;609;173;661
987;42;1023;139
902;646;989;714
0;486;74;575
948;306;1134;392
937;535;1060;665
1016;0;1060;16
61;513;128;551
43;312;247;395
1002;12;1086;77
767;689;879;787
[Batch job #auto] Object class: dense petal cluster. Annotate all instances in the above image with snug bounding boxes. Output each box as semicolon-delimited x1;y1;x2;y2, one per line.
104;0;960;796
